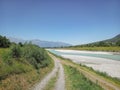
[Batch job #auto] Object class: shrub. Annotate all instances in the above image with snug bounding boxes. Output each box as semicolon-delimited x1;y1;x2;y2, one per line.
0;35;11;48
22;44;50;69
10;45;22;58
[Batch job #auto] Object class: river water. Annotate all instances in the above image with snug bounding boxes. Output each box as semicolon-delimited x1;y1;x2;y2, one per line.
48;49;120;61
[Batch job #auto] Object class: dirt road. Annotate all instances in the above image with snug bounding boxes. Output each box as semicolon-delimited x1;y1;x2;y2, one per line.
32;54;65;90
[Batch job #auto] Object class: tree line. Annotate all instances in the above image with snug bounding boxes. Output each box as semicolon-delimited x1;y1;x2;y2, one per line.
74;41;120;47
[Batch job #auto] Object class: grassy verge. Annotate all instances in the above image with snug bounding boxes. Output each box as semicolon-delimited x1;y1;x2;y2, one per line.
64;65;103;90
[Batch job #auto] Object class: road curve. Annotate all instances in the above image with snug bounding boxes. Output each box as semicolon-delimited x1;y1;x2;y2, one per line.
32;55;59;90
32;54;65;90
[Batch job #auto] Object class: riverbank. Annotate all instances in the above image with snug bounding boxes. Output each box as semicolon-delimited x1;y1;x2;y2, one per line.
57;46;120;52
48;49;120;79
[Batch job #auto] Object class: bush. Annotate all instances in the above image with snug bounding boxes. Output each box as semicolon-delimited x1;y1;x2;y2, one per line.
10;45;22;58
0;35;11;48
1;43;51;79
22;44;50;69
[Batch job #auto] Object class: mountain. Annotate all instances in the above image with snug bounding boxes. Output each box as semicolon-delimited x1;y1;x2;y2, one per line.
30;39;71;47
8;37;72;48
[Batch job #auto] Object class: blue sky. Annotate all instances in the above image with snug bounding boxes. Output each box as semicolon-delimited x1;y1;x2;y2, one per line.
0;0;120;45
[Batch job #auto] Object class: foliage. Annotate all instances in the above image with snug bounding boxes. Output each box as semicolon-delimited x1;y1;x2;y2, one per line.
0;43;52;81
0;35;11;48
18;42;23;47
10;44;22;58
22;44;50;69
0;56;54;90
116;40;120;46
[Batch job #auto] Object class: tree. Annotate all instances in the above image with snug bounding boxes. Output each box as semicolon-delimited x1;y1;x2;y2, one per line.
18;42;23;47
10;44;21;58
98;41;107;47
0;35;11;48
116;40;120;46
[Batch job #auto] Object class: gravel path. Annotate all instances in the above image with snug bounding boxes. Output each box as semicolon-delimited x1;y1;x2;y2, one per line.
32;54;65;90
54;58;65;90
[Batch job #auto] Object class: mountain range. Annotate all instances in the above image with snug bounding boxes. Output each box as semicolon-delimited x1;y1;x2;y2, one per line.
8;37;72;48
7;34;120;47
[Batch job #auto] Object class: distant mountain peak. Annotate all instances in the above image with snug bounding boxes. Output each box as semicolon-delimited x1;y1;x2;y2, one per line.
8;37;72;47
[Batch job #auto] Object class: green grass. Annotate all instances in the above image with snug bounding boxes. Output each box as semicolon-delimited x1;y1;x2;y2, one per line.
64;65;103;90
63;46;120;52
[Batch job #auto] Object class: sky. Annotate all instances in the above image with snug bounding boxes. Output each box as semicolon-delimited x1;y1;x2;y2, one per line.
0;0;120;45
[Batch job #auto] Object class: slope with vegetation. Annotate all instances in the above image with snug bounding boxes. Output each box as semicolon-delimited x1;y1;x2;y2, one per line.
66;34;120;52
0;35;53;90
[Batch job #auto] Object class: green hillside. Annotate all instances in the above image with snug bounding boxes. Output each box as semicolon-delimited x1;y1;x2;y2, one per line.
65;34;120;52
77;34;120;47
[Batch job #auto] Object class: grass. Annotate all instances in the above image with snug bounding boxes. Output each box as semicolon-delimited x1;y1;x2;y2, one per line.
0;57;54;90
62;46;120;52
0;47;54;90
64;65;103;90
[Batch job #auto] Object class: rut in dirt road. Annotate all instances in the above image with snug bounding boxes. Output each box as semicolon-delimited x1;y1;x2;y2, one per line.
54;58;65;90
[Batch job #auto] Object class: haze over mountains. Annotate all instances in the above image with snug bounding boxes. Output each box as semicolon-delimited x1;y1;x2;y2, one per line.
8;37;72;48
